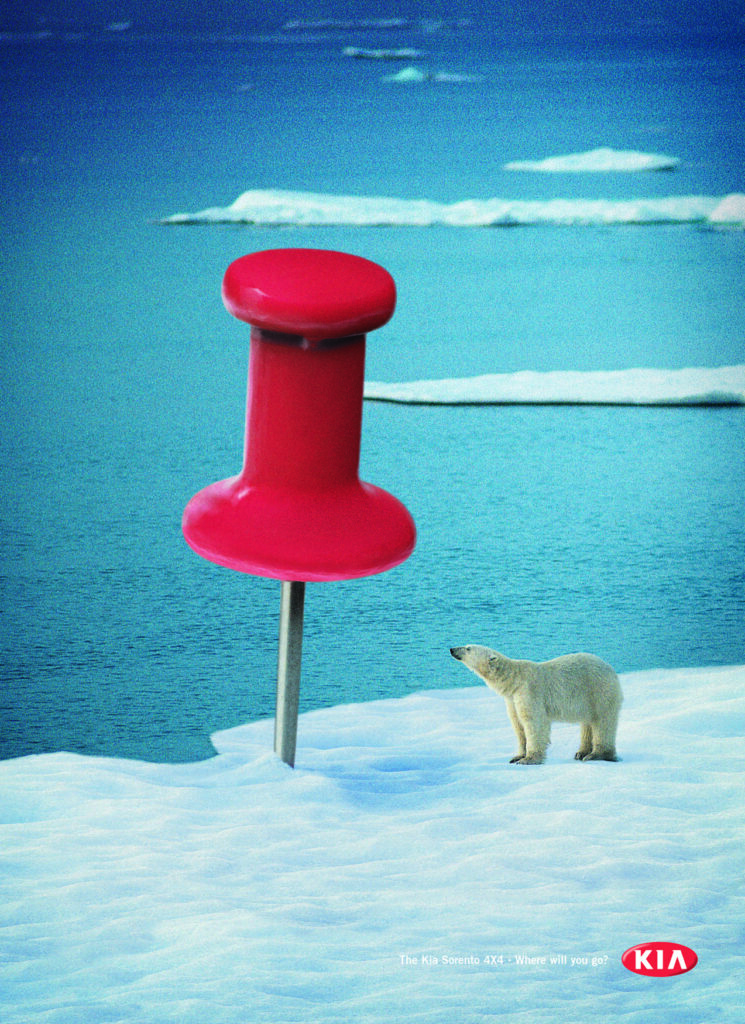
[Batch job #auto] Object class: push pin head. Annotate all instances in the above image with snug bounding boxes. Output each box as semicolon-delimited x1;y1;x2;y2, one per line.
182;248;416;582
222;247;397;343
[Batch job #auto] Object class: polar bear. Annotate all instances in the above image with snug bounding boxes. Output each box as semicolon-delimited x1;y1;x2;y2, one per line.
450;645;622;764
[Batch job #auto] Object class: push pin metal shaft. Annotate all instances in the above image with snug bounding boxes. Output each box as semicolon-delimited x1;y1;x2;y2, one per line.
275;580;304;767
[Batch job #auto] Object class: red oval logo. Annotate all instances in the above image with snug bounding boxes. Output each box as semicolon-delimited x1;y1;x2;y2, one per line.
622;942;698;977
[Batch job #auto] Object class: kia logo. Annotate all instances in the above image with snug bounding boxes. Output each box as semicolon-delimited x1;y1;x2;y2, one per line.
622;942;698;977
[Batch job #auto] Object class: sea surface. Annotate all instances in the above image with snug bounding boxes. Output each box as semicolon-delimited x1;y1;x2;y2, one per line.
1;7;744;761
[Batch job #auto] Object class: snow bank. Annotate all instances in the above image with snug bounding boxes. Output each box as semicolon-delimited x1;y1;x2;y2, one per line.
364;365;745;406
161;188;745;227
503;148;680;172
2;665;744;1023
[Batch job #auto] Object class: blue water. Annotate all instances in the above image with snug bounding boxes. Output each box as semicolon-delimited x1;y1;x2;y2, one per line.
1;8;744;761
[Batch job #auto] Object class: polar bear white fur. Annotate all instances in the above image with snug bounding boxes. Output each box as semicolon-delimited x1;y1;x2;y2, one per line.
450;645;622;764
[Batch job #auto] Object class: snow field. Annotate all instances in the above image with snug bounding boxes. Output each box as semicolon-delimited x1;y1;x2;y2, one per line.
2;665;744;1022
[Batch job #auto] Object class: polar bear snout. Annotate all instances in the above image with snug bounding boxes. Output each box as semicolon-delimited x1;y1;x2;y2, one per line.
450;647;465;661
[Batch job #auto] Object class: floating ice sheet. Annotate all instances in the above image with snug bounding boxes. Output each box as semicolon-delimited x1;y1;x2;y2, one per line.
503;147;680;172
161;188;745;227
364;366;745;406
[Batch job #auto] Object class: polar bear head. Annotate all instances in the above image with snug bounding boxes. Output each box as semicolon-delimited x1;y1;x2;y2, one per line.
450;645;513;695
450;644;499;677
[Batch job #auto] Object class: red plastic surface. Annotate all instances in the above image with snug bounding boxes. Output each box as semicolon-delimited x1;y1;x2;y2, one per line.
183;249;416;582
222;248;397;343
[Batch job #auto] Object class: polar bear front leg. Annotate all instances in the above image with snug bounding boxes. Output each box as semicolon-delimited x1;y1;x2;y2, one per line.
505;698;527;763
513;702;549;765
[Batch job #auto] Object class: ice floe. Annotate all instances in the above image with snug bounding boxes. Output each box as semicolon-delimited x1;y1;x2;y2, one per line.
343;46;422;60
364;366;745;406
384;65;429;83
161;189;745;228
709;192;745;225
382;65;482;83
503;148;680;172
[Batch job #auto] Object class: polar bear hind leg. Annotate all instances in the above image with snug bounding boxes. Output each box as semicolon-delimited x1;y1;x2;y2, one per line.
574;722;594;760
581;710;620;762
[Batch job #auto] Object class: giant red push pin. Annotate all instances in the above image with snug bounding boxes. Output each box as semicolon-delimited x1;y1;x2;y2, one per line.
183;248;416;766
